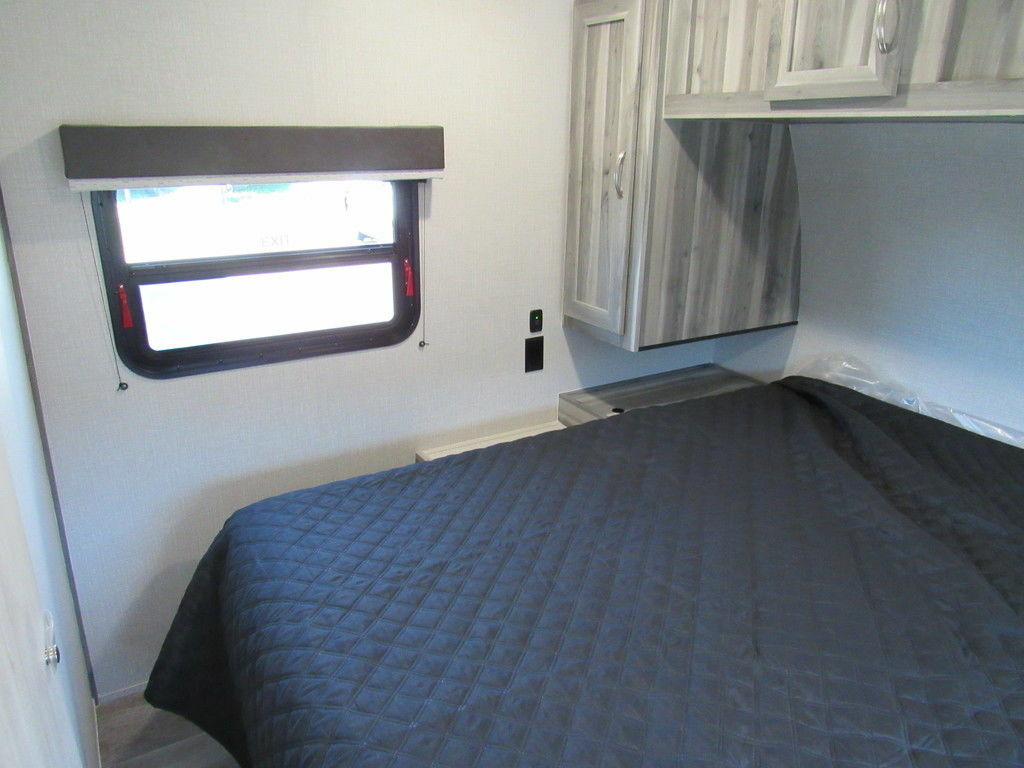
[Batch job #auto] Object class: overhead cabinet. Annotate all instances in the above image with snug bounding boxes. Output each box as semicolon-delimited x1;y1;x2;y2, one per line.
564;0;801;351
564;0;645;335
564;0;1024;353
766;0;903;101
664;0;1024;118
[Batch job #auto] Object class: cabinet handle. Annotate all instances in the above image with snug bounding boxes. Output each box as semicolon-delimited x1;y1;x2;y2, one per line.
875;0;899;55
613;151;627;199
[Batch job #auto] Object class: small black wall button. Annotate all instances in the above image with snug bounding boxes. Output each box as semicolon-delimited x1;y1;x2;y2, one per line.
529;309;543;334
525;336;543;372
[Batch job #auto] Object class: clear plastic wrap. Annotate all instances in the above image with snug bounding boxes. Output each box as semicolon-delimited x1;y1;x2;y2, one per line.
798;355;1024;450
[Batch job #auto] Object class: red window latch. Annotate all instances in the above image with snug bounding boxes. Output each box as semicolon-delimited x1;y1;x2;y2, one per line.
116;284;134;329
402;257;415;297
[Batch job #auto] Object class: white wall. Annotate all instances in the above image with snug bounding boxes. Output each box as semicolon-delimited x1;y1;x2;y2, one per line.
0;201;98;765
0;0;715;698
0;417;85;768
718;122;1024;434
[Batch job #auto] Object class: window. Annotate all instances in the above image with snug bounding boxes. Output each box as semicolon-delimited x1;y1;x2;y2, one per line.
93;179;420;378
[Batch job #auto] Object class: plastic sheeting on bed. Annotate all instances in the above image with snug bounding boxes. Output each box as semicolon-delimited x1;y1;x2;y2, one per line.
800;355;1024;449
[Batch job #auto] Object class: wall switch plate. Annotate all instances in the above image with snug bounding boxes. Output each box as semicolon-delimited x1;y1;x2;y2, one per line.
525;336;543;372
529;309;543;333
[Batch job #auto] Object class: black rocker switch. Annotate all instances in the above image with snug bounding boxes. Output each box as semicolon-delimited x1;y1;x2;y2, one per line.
529;309;543;334
525;336;543;372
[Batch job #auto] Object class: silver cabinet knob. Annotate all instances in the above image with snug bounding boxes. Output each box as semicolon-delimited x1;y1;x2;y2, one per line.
43;611;60;666
44;644;61;666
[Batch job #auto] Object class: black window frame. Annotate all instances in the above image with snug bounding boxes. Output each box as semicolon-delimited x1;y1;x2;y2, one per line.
92;179;421;379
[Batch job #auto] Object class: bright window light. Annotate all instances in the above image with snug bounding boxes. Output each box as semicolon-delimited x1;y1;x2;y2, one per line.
139;263;396;351
115;180;395;263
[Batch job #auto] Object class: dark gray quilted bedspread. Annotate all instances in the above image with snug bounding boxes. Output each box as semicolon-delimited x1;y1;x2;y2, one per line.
147;378;1024;767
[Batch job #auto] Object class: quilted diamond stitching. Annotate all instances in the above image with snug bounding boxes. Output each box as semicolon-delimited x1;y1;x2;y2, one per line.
151;381;1024;768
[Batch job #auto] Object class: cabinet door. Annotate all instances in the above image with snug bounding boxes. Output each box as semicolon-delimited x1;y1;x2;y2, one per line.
564;0;644;335
766;0;903;101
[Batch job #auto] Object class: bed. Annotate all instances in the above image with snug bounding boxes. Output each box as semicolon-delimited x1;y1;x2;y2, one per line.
146;377;1024;767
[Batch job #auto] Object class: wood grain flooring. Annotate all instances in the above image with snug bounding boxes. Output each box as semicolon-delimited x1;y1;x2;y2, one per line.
97;693;236;768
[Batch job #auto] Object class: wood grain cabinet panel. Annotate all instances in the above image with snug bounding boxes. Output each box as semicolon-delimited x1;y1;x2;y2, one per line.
931;2;1024;82
664;0;780;100
765;0;902;100
640;122;800;346
564;0;801;351
664;0;1024;117
564;0;645;334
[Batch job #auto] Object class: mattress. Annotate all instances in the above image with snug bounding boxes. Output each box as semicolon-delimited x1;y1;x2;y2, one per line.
146;377;1024;767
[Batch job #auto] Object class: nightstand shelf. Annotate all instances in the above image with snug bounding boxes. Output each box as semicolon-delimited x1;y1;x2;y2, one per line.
558;364;758;426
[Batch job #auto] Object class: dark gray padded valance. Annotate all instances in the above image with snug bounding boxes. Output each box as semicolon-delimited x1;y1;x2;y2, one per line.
59;125;445;189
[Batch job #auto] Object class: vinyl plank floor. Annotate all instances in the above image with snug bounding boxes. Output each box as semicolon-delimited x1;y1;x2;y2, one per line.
96;693;237;767
114;733;236;768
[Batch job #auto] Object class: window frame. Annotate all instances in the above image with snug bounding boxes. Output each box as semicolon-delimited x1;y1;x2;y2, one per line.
92;179;421;379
